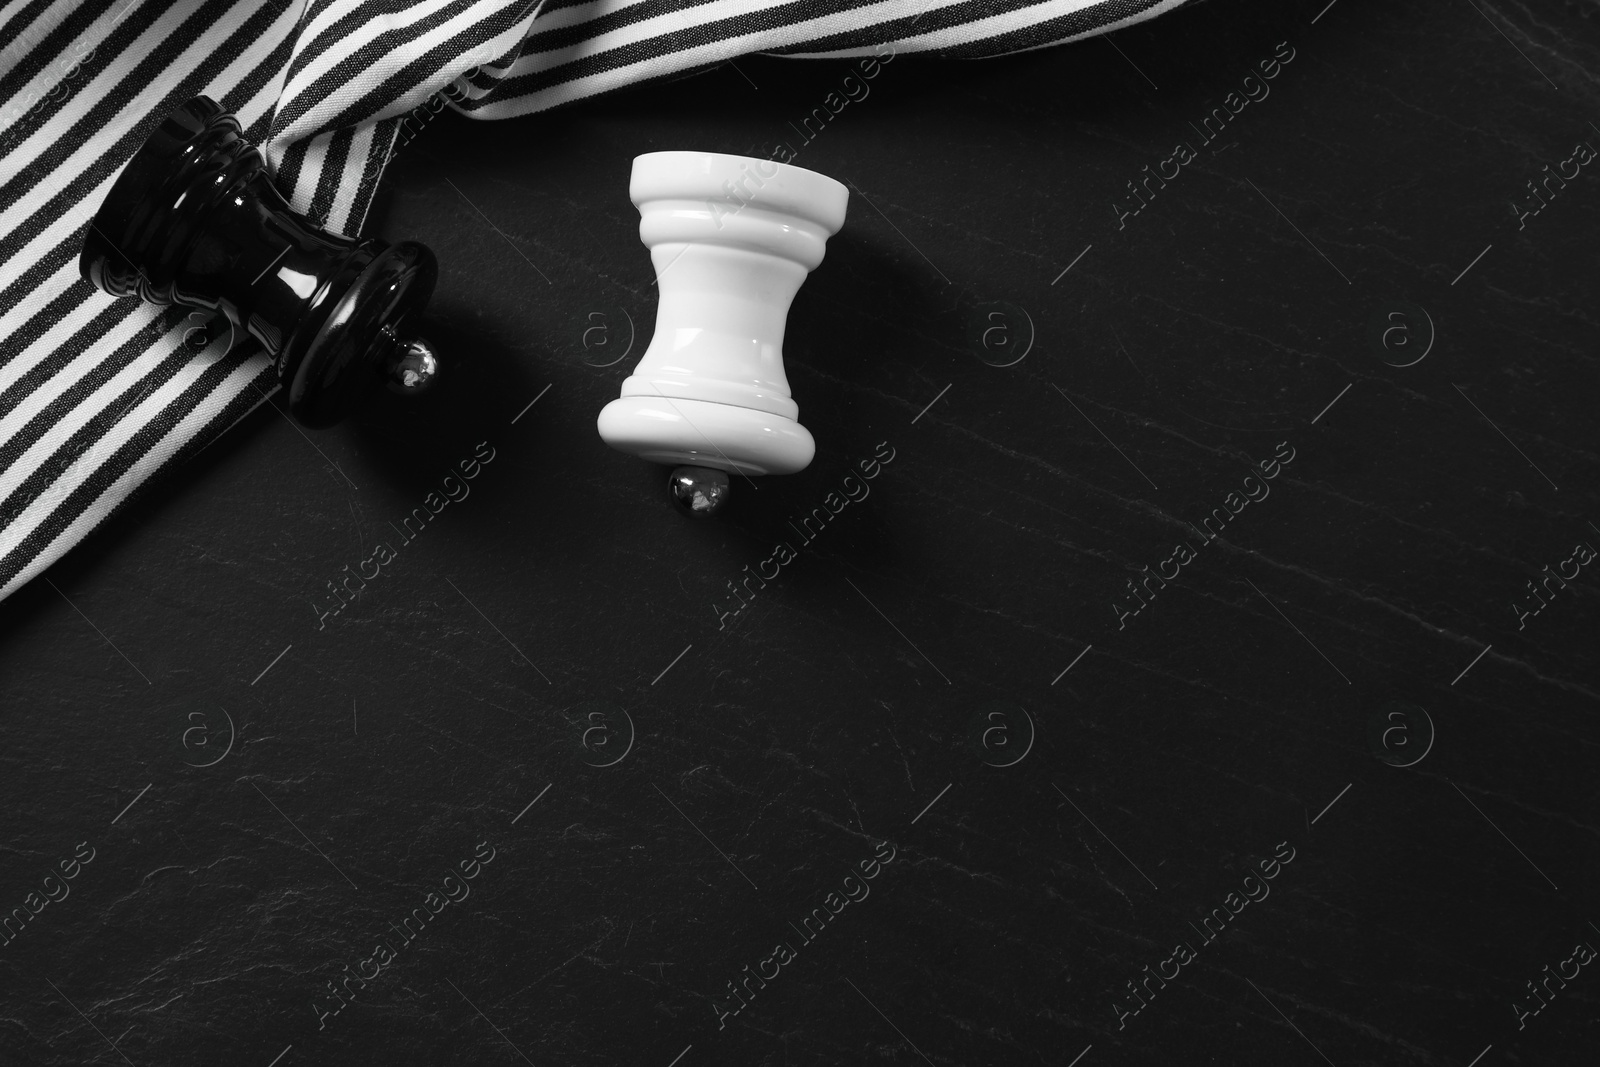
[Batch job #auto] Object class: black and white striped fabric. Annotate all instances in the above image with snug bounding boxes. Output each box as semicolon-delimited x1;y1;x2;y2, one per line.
0;0;1192;602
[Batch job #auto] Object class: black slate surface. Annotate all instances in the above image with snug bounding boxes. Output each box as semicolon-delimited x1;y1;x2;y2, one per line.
3;1;1599;1065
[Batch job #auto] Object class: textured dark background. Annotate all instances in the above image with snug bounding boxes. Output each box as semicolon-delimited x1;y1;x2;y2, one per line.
3;1;1599;1064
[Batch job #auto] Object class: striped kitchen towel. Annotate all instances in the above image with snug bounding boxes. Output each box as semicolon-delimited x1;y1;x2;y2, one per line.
0;0;1193;602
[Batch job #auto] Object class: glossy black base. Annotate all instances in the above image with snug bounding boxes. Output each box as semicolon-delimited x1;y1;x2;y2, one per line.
79;95;438;428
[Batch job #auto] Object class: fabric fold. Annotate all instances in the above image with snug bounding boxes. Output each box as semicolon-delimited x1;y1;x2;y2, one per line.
0;0;1191;602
